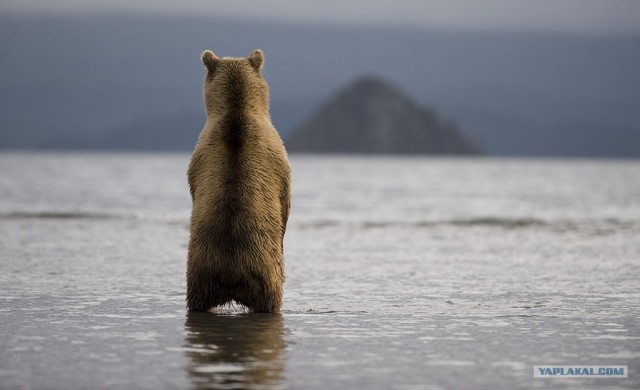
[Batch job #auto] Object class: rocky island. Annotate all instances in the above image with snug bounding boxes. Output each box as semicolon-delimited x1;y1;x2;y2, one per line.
285;77;481;154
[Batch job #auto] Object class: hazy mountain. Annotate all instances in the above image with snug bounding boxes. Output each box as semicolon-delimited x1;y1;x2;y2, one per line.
0;14;639;156
286;77;480;154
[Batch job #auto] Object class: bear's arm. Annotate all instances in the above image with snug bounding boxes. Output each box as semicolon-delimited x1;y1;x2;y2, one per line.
280;173;291;238
187;152;204;200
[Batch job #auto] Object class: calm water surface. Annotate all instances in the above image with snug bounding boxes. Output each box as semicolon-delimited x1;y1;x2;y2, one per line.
0;153;639;389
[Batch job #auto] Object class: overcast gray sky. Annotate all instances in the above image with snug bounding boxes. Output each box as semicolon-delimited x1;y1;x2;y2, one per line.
3;0;640;34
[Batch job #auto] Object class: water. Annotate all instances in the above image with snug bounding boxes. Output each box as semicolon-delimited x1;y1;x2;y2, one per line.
0;153;639;389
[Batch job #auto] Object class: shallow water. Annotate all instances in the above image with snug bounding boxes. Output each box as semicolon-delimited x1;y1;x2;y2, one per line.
0;153;639;389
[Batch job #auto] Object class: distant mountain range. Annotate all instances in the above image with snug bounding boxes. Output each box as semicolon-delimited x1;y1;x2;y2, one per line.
286;77;480;154
0;14;639;156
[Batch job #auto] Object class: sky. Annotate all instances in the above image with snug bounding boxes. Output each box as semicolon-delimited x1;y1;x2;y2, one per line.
2;0;640;34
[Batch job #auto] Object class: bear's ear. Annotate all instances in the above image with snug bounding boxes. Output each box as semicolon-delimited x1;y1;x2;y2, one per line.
248;49;264;71
201;50;219;72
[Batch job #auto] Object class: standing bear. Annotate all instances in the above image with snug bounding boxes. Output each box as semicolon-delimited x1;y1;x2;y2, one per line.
187;49;291;313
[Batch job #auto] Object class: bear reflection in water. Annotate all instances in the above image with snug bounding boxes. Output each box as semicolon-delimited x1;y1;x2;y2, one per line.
184;312;286;388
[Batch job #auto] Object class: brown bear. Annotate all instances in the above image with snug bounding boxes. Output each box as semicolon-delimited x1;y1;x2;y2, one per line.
186;49;291;313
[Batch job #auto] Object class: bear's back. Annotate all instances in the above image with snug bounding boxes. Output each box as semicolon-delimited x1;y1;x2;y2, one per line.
189;118;288;235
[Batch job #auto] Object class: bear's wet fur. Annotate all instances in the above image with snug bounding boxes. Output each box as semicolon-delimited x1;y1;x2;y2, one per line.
186;49;290;313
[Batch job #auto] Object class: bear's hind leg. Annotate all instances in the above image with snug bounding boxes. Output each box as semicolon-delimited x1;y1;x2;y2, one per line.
234;283;282;313
187;278;232;312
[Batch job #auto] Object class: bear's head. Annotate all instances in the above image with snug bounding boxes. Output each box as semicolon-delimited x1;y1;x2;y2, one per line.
201;49;269;117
